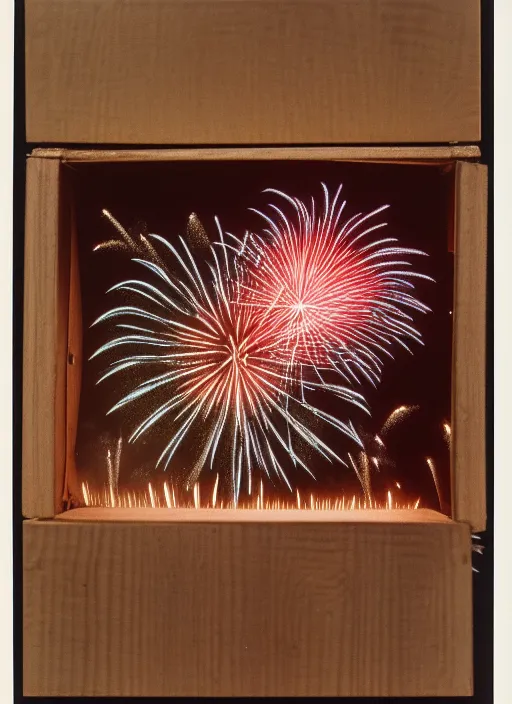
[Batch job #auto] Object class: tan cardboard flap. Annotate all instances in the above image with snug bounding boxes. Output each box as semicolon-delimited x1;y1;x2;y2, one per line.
451;162;488;532
22;158;67;519
26;0;480;145
23;518;473;697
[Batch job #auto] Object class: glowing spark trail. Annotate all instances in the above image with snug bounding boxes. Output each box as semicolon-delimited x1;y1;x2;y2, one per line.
442;422;452;450
106;436;122;506
381;404;420;435
212;474;219;507
426;457;442;509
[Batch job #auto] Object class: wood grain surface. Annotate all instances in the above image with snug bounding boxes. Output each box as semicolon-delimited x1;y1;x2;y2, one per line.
22;158;68;518
30;145;482;163
25;0;480;145
23;518;473;697
451;162;488;532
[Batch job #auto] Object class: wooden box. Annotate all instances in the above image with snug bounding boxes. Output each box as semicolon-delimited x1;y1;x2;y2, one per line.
22;0;487;698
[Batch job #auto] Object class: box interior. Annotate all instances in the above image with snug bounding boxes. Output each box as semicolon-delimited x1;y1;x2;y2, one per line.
65;159;455;515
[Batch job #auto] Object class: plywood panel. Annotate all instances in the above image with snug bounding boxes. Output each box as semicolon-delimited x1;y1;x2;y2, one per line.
25;0;480;145
451;162;488;532
23;518;473;697
22;158;68;518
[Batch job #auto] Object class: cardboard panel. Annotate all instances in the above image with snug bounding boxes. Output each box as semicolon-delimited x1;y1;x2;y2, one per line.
23;515;473;697
22;158;68;518
25;0;480;145
451;162;488;531
31;145;481;162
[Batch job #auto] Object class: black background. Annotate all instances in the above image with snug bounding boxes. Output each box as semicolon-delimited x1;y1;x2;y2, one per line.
13;0;493;701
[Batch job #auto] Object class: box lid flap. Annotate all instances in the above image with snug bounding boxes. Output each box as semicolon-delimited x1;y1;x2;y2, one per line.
26;0;481;145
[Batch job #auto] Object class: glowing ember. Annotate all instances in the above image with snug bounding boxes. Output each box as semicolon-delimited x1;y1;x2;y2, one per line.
442;421;452;449
426;457;442;509
381;404;420;435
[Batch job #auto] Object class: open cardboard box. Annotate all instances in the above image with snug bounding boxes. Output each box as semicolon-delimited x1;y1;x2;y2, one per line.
22;146;487;697
22;0;485;697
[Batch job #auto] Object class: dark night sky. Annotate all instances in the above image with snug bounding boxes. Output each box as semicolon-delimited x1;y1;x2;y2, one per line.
71;159;454;511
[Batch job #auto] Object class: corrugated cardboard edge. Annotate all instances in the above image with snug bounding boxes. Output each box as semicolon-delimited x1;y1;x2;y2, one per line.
29;145;481;162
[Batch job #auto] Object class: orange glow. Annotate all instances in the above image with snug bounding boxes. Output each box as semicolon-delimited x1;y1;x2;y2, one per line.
80;480;420;512
442;422;452;450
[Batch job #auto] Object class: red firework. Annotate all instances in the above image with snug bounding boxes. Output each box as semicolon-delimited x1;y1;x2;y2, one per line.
233;184;431;385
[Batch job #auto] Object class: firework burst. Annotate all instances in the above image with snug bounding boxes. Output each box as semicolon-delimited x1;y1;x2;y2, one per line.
229;184;432;387
90;181;434;504
91;213;366;502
